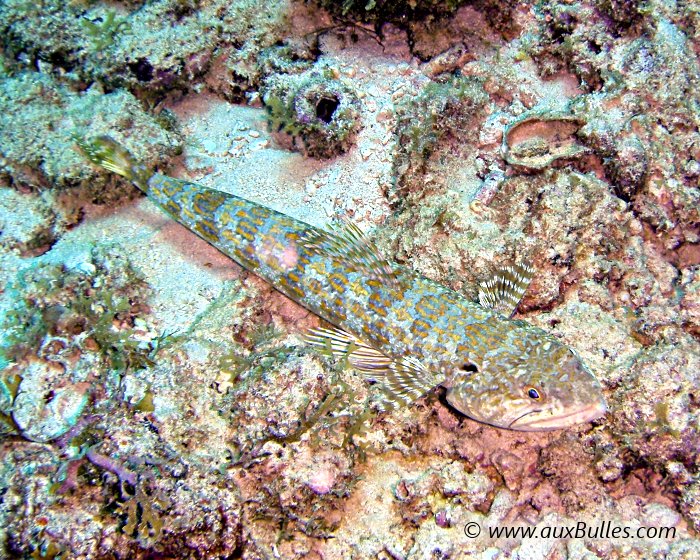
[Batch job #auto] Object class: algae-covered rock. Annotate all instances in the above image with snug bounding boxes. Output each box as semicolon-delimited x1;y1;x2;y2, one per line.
0;188;58;256
262;68;362;158
391;73;489;206
0;71;181;197
608;336;700;470
680;267;700;338
224;350;333;451
0;0;291;97
11;360;90;443
0;243;152;405
534;3;700;250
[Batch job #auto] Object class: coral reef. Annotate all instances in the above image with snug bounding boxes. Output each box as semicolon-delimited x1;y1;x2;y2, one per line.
0;0;291;96
533;0;700;250
1;0;699;557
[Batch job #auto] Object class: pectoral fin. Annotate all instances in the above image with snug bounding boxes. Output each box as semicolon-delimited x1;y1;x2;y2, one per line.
377;356;443;411
305;326;442;411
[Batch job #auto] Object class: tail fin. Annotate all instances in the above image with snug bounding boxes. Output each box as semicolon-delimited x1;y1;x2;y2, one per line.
75;135;147;184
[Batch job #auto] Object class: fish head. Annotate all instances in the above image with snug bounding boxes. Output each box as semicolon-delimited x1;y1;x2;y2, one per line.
444;323;606;431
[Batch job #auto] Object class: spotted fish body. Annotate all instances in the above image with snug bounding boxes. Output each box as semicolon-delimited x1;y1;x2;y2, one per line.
78;136;606;431
146;173;488;368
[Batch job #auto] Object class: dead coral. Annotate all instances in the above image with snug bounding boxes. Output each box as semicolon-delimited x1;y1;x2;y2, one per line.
538;433;609;513
207;5;306;103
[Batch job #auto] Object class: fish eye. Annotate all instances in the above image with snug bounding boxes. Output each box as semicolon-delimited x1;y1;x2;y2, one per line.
460;363;478;373
526;387;541;400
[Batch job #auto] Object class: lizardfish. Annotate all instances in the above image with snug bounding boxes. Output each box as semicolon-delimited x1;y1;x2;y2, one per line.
77;136;606;431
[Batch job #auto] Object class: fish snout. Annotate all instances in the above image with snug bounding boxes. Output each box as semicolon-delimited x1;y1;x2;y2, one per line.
509;398;607;431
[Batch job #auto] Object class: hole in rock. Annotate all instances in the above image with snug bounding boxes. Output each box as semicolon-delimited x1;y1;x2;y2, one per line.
315;95;340;123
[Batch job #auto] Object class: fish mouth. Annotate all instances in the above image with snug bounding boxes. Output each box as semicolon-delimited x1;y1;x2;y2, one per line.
509;399;607;431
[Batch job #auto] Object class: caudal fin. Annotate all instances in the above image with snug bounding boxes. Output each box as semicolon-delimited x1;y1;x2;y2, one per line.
75;135;147;184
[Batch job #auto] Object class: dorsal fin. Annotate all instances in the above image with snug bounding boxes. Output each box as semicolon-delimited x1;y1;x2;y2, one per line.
305;325;443;411
300;218;399;286
478;263;534;318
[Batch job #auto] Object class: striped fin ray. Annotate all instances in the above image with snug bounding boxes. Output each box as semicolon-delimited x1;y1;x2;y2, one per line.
300;218;399;286
478;263;534;318
305;326;443;411
305;326;392;371
377;356;443;412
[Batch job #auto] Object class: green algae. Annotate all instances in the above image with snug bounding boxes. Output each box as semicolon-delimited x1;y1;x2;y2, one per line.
133;387;155;413
116;475;168;548
29;536;65;560
80;9;129;53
